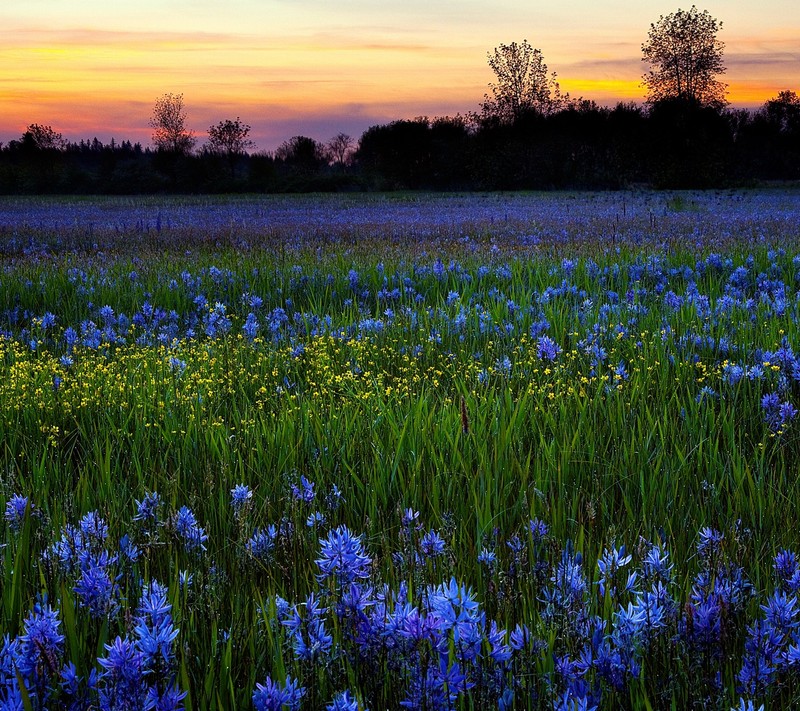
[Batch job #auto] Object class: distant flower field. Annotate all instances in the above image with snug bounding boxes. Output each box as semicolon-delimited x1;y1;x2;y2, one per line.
2;191;800;710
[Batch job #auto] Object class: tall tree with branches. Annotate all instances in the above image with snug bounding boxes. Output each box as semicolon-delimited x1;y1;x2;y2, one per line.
642;6;727;109
150;93;196;154
482;40;563;123
207;118;254;178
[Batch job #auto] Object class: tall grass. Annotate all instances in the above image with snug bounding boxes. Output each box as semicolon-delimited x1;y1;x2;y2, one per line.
2;192;800;709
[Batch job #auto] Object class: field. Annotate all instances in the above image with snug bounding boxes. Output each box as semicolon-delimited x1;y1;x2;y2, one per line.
2;191;800;710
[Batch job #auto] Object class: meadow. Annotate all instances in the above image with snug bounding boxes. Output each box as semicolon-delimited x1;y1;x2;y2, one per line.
2;191;800;710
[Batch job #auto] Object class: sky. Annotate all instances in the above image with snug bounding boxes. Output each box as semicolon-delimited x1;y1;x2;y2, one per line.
0;1;798;151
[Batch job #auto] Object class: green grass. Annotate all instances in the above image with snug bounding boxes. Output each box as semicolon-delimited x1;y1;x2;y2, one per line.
2;193;800;708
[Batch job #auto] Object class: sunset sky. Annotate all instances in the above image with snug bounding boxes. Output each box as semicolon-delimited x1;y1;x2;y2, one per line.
1;1;798;151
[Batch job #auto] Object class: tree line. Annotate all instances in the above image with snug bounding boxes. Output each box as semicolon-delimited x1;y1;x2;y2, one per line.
1;6;798;193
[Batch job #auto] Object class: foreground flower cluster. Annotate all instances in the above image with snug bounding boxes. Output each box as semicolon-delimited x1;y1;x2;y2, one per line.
3;484;799;710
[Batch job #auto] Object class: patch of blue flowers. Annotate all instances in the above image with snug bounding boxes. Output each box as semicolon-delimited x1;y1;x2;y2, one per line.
4;486;800;709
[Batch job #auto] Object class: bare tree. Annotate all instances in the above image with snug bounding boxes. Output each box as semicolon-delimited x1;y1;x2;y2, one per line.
150;93;196;154
326;133;354;166
642;6;727;109
482;40;563;123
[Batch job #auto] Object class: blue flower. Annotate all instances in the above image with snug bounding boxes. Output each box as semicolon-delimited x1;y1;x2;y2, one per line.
203;302;231;339
242;312;259;340
762;392;797;432
291;475;316;503
326;690;361;711
173;506;208;553
597;545;634;598
537;335;562;362
487;620;512;663
17;601;65;699
774;549;800;591
731;700;764;711
247;526;278;562
478;548;497;568
316;526;371;586
3;494;28;533
697;527;723;562
761;590;799;634
419;530;446;559
528;518;549;543
230;484;253;516
134;491;162;526
98;636;145;710
73;552;119;619
253;675;306;711
40;311;57;330
307;511;326;527
283;593;333;662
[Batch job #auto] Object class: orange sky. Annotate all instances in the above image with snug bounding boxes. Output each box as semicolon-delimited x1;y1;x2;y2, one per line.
1;1;798;150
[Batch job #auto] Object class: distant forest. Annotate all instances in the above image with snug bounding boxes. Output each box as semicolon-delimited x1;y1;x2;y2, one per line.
1;96;798;194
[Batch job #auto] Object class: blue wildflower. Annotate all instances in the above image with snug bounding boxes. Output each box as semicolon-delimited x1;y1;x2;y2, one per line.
16;601;65;701
242;312;259;340
247;526;278;562
327;690;361;711
230;484;253;517
316;526;371;585
4;494;29;533
419;530;446;559
98;636;145;709
134;491;162;528
762;392;797;432
252;675;306;711
537;335;562;361
173;506;207;553
291;475;316;503
73;551;119;619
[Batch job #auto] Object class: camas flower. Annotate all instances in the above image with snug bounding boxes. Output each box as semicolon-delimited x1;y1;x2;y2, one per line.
173;506;207;553
316;526;371;586
327;690;360;711
537;335;562;361
419;530;446;559
133;491;163;526
247;526;278;562
253;675;305;711
98;636;145;709
17;601;65;699
4;494;29;533
230;484;253;517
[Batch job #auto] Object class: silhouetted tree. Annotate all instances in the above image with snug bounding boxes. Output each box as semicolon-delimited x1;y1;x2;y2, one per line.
207;118;254;156
739;89;800;180
642;6;727;109
763;90;800;134
7;124;69;191
326;133;354;166
22;124;67;151
275;136;328;170
207;118;254;179
150;93;195;154
482;40;563;123
273;136;328;189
